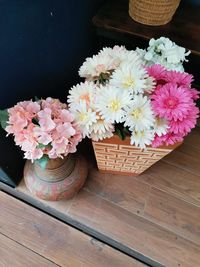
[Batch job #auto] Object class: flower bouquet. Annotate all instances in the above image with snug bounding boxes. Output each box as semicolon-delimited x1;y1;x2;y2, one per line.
0;97;87;200
67;37;199;176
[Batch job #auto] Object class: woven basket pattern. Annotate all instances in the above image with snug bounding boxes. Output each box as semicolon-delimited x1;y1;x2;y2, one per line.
129;0;181;26
92;137;176;175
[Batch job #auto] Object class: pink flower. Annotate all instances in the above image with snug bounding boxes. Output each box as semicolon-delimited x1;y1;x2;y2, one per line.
24;148;43;161
60;109;74;122
152;133;183;147
164;70;193;87
169;105;199;135
33;126;52;145
4;98;82;162
151;83;194;121
146;64;166;81
38;108;56;131
190;88;200;100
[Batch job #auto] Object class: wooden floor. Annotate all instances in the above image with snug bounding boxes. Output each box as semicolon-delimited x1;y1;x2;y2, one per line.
0;127;200;267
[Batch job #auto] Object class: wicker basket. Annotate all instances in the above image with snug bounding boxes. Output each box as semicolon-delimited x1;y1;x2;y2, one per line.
92;135;181;176
129;0;181;26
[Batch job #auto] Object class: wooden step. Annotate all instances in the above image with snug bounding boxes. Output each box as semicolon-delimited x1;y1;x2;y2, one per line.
0;191;145;267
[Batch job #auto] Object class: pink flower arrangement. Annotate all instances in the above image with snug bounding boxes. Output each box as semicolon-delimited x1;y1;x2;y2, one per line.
148;65;199;147
3;97;82;163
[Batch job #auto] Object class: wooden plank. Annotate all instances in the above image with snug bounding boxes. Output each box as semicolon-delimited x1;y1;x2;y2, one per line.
0;233;58;267
139;161;200;206
84;166;150;214
0;191;145;267
162;147;200;177
68;189;200;267
143;188;200;245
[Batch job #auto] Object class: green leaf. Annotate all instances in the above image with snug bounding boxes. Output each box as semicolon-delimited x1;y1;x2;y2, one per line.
35;155;49;170
37;143;47;149
0;109;9;129
32;117;39;126
34;96;40;102
115;127;126;141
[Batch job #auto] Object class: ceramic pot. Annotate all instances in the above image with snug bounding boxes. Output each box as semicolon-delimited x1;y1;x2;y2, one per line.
24;154;87;201
92;135;181;176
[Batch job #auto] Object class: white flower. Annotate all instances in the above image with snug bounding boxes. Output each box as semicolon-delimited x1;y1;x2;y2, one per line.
153;117;169;136
69;101;97;137
67;81;95;108
130;129;154;149
143;76;156;93
89;116;114;141
90;129;114;141
110;62;147;94
89;116;114;135
124;95;155;131
95;86;132;123
79;54;115;80
142;37;190;72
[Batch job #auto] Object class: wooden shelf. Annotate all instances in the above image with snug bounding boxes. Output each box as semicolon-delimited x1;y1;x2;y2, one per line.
92;0;200;87
93;0;200;56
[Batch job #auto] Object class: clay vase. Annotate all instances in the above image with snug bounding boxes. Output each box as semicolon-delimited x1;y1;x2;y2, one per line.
24;154;87;201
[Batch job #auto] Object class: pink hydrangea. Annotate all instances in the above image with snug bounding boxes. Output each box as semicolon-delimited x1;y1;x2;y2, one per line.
5;98;82;162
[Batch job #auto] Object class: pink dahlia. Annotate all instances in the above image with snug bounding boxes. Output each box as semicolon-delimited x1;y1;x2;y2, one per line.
152;133;183;147
164;70;193;87
151;83;194;121
190;88;200;100
169;105;199;135
146;64;166;82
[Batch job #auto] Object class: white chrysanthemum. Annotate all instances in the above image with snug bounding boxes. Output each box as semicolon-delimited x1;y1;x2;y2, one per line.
79;54;115;80
124;95;155;131
69;101;97;137
90;129;114;141
67;81;95;108
110;62;148;94
130;129;154;149
89;116;114;141
95;86;132;123
154;117;169;137
89;116;114;135
143;76;156;93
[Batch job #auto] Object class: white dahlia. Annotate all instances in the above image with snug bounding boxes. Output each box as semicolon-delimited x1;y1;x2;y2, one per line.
78;54;115;80
110;62;148;94
130;129;154;149
153;117;169;137
124;95;155;131
95;85;132;123
67;81;95;108
69;101;97;137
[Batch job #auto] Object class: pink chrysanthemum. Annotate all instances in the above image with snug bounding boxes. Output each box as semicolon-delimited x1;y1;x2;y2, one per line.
152;133;183;147
146;64;166;81
169;105;199;135
190;88;200;100
164;70;193;87
151;83;194;121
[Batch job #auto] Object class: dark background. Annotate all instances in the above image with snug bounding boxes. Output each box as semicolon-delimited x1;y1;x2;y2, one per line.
0;0;104;186
0;0;104;109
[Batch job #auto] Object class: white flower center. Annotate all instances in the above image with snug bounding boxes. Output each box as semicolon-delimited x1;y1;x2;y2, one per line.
122;76;135;88
79;113;88;122
109;100;121;112
131;108;142;119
